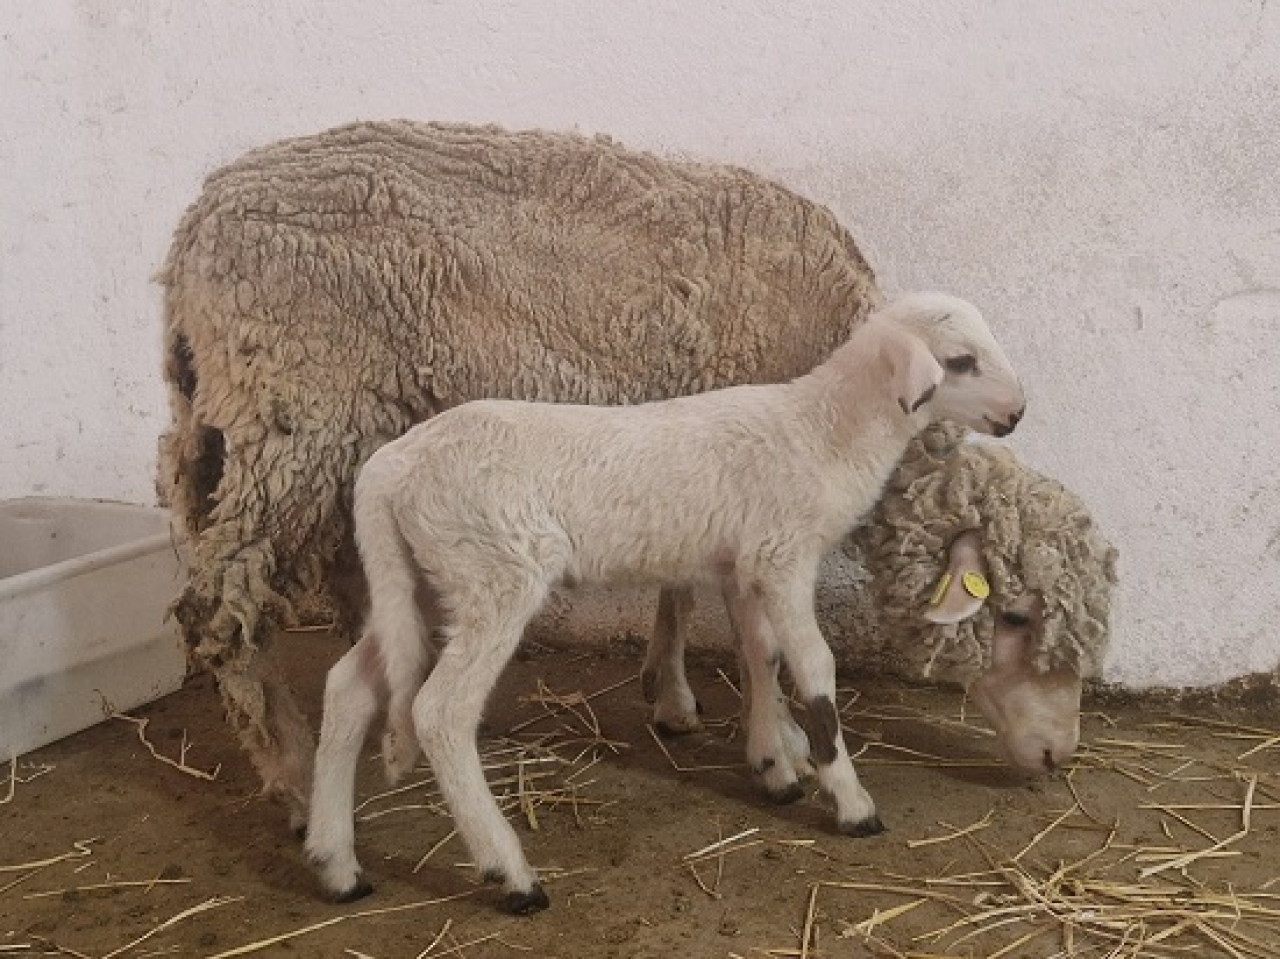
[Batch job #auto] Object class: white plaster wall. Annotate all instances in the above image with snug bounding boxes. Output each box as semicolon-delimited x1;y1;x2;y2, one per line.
2;1;1276;688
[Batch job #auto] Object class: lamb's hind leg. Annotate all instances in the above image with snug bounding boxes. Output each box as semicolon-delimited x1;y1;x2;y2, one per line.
305;633;384;901
640;587;701;734
414;582;551;914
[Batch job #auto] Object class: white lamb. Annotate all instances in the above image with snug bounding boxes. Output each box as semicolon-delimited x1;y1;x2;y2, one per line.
305;292;1027;913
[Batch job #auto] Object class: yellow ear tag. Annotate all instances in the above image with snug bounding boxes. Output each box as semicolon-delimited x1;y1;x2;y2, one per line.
929;571;952;606
962;572;990;599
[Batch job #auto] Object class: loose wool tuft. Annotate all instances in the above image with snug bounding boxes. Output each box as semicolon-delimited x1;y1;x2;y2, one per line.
850;422;1118;681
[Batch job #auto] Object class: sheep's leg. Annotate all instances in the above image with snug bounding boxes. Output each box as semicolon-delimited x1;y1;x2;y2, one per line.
413;590;550;915
213;640;316;836
640;587;701;734
722;582;807;804
305;633;384;901
761;579;883;836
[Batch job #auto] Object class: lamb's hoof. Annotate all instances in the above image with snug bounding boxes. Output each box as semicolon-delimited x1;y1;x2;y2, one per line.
640;669;658;703
838;815;886;838
766;781;807;805
333;878;375;903
501;883;550;915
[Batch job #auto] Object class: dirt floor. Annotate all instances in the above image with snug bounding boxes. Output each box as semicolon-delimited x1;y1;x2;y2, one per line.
3;632;1279;959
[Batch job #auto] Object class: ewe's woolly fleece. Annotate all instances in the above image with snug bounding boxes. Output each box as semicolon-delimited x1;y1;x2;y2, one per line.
158;119;880;677
850;422;1119;681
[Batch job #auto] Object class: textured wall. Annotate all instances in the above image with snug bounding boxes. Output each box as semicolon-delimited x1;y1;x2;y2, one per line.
2;1;1276;687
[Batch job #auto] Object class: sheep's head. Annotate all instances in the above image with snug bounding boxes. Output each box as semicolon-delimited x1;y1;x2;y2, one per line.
927;533;1081;774
851;422;1119;775
873;293;1026;438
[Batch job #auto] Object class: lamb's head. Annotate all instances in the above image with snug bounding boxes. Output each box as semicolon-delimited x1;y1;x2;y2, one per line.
852;423;1119;777
874;293;1026;438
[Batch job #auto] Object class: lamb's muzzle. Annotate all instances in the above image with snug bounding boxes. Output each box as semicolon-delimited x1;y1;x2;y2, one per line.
988;404;1025;437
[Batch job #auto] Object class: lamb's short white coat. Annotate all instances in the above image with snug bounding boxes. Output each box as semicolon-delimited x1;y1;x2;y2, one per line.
305;292;1026;912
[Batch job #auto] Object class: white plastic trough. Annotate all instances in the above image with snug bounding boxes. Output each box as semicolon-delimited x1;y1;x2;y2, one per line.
0;498;188;760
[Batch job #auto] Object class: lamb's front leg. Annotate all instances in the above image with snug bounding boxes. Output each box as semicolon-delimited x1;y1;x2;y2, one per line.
722;581;808;804
761;578;884;836
640;586;702;734
739;643;816;782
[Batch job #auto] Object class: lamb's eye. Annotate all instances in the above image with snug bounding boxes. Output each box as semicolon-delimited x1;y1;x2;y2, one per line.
945;354;978;374
1000;610;1030;628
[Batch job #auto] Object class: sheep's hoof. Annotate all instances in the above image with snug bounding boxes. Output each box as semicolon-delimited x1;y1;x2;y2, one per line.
838;815;886;838
640;669;658;703
654;717;701;737
766;781;807;806
333;878;375;903
501;883;550;915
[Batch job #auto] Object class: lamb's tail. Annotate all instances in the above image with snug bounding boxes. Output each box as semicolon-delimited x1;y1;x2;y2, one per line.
353;464;432;784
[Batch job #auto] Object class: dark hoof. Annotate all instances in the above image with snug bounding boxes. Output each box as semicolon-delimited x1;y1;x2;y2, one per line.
334;879;374;903
501;883;550;915
641;669;658;703
766;781;807;805
838;815;886;838
481;868;506;885
654;720;696;737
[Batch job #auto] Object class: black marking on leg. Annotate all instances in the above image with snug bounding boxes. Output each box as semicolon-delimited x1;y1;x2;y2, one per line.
481;868;506;885
501;882;550;915
800;695;840;766
641;668;658;703
767;781;807;805
838;815;886;838
334;878;374;903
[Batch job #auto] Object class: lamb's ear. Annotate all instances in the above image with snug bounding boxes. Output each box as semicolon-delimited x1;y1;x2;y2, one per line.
885;329;945;415
923;530;989;625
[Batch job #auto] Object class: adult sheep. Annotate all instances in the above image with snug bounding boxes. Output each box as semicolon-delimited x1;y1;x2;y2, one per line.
643;420;1118;777
157;119;881;829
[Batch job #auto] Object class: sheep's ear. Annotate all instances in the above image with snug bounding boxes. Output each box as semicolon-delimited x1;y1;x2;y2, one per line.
922;530;989;625
886;330;946;415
